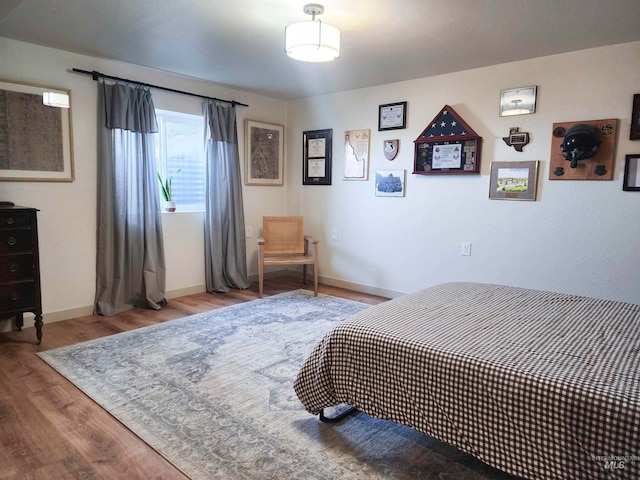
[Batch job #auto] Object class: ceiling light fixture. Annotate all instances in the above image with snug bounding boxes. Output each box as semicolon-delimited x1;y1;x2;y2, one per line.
285;3;340;62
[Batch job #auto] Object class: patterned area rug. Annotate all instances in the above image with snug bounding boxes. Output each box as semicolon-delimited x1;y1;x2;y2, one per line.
38;290;514;479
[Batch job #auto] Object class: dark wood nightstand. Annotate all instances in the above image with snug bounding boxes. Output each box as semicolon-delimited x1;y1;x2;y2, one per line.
0;205;43;344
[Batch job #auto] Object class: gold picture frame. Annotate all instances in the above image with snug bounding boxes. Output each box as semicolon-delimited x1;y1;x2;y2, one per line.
0;78;74;182
244;120;284;186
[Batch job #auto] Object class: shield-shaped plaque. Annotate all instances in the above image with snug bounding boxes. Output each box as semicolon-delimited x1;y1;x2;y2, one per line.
384;139;399;161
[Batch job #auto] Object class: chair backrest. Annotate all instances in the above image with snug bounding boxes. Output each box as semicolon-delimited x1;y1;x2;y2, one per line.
262;216;305;254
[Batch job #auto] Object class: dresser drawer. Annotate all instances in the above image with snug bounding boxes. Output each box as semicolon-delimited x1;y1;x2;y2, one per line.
0;230;33;254
0;282;36;310
0;254;34;282
0;213;33;228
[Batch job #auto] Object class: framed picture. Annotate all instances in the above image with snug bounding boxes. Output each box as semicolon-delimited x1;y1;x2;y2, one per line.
623;154;640;191
489;160;539;201
344;129;370;180
303;129;332;185
0;78;74;182
378;101;407;131
375;169;405;197
499;86;537;117
630;94;640;140
413;105;482;175
245;120;284;186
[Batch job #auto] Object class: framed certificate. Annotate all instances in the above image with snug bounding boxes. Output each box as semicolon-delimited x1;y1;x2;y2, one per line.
378;101;407;131
499;86;537;117
303;129;332;185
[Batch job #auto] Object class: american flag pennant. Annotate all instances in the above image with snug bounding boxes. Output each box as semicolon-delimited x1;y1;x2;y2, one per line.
417;105;479;139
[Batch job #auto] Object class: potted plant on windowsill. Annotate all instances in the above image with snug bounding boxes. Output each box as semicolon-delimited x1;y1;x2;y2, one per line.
157;169;181;212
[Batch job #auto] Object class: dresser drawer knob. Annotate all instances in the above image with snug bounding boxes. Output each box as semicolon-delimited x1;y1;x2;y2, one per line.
10;292;19;301
6;217;15;225
7;237;16;246
9;263;18;273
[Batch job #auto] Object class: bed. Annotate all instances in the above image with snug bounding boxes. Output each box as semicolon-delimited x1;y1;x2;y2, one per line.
294;282;640;480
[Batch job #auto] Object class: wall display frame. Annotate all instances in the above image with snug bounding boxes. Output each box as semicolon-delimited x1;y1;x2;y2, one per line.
384;139;399;160
623;154;640;191
344;129;370;180
548;118;617;181
378;101;407;131
0;79;74;182
375;169;405;197
302;128;332;185
489;161;539;201
413;105;482;175
499;86;537;117
245;120;284;186
630;94;640;140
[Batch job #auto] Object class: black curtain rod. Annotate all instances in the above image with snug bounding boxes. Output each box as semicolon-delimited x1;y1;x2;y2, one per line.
72;68;249;107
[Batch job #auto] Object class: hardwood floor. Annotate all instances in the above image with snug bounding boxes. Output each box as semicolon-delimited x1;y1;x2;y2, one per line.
0;277;387;479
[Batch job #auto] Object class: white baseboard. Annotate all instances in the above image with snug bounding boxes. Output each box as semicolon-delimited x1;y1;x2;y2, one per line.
255;267;405;300
318;275;405;299
165;284;207;299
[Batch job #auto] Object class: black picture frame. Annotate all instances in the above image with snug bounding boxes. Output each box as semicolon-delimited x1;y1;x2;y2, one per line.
630;94;640;140
378;101;407;131
623;154;640;191
303;129;332;185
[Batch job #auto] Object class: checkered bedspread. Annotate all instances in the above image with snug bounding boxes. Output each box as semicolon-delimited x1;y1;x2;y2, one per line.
294;282;640;479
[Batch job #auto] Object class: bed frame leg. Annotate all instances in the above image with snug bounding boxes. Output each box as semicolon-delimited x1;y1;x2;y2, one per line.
319;406;357;423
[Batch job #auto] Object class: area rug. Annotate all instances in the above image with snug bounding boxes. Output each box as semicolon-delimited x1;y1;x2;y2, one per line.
38;290;513;480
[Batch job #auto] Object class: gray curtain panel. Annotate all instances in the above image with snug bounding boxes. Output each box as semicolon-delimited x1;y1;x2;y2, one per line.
94;82;167;315
203;101;250;292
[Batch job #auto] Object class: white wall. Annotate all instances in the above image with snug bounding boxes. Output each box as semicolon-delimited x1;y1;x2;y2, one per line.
2;38;639;333
0;38;288;328
287;42;640;304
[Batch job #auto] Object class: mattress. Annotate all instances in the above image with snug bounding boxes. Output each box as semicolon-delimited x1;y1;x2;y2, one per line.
294;282;640;479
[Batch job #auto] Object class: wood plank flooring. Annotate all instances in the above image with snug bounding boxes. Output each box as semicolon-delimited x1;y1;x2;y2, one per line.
0;278;387;479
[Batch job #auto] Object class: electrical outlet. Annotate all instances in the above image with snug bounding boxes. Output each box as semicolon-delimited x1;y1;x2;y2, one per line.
461;242;472;256
331;228;338;241
246;226;252;238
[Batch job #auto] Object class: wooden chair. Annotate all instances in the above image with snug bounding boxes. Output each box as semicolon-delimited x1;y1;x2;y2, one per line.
257;216;319;298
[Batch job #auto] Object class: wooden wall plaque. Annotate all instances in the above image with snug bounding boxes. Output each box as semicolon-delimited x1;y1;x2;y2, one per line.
549;119;618;180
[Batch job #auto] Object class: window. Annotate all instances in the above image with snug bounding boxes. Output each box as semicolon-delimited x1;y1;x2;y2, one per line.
155;109;206;212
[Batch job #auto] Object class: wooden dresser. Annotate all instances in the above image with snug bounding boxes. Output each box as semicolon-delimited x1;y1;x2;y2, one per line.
0;205;43;344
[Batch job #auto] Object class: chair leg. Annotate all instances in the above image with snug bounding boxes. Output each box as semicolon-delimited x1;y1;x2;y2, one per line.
258;262;264;299
313;264;318;296
302;265;307;285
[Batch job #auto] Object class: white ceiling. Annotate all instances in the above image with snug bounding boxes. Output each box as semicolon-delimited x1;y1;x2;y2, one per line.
1;0;639;100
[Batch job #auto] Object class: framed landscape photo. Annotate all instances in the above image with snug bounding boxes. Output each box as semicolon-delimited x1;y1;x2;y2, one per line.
489;160;539;200
630;94;640;140
303;128;332;185
378;101;407;131
245;120;284;186
623;154;640;191
499;86;537;117
0;78;74;181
